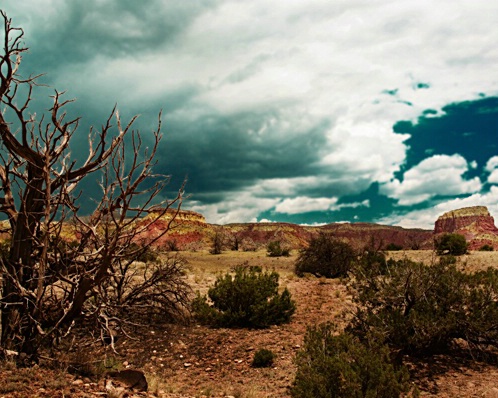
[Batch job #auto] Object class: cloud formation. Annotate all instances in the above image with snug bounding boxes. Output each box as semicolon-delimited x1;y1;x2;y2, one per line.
381;155;482;205
3;1;498;229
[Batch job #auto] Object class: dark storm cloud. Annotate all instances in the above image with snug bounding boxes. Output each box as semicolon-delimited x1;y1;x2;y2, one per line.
159;109;331;203
14;1;220;75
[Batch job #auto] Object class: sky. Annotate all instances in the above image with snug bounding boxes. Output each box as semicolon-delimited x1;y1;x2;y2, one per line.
3;1;498;230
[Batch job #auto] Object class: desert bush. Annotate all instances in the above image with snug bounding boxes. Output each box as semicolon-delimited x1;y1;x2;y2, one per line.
125;242;160;263
434;233;468;255
291;323;412;398
479;244;494;251
166;239;180;251
349;257;498;356
295;233;356;278
192;264;295;328
385;242;403;251
267;240;290;257
252;348;275;368
210;231;224;254
97;253;192;324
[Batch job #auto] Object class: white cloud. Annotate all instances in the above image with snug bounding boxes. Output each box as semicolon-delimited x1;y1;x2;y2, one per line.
275;196;369;215
275;197;339;214
486;156;498;172
381;154;482;205
379;186;498;229
189;191;280;224
485;156;498;184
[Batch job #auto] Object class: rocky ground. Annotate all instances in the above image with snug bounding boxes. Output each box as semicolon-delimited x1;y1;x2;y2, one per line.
2;250;498;397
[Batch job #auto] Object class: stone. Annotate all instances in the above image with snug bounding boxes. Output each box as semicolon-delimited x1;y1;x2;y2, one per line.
105;369;148;392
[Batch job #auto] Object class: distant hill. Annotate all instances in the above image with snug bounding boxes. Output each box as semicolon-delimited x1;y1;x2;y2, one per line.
135;209;434;251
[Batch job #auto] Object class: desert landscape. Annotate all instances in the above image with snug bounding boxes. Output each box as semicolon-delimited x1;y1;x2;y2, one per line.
3;206;498;397
1;4;498;398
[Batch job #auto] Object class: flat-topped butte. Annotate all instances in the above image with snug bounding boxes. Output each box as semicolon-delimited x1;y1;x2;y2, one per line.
438;206;490;219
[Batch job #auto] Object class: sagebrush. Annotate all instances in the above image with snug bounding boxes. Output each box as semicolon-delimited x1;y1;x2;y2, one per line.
295;233;356;278
349;255;498;355
192;264;295;328
291;323;413;398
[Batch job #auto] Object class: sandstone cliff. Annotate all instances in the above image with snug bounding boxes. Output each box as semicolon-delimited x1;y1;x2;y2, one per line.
434;206;498;250
135;210;433;251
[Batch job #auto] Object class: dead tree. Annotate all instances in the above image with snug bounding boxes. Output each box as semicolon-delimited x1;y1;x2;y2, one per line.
0;11;186;361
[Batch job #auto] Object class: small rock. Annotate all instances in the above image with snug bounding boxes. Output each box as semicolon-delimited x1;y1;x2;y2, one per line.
106;369;148;392
205;367;212;372
123;361;129;367
72;379;84;386
184;362;192;367
38;388;46;393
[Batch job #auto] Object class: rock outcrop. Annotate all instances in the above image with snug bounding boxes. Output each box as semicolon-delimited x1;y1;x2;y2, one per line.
434;206;498;250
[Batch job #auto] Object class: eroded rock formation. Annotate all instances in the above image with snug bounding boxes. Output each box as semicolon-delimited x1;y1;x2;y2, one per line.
134;210;433;251
434;206;498;250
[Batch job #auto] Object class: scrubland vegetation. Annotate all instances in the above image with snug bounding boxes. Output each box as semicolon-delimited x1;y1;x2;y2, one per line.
3;243;498;396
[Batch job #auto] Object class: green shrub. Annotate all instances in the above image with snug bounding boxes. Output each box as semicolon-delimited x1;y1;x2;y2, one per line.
385;242;403;251
434;233;468;255
267;240;290;257
479;244;494;251
291;323;413;398
295;233;356;278
192;264;296;328
210;231;224;254
125;242;159;263
252;348;275;368
349;257;498;356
